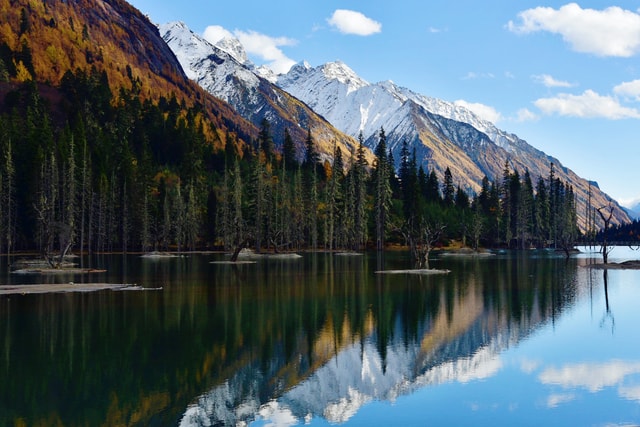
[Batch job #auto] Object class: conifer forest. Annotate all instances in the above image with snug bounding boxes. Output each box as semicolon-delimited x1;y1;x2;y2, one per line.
0;64;581;259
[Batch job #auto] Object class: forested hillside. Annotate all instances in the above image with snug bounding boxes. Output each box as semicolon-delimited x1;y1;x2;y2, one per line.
0;0;585;259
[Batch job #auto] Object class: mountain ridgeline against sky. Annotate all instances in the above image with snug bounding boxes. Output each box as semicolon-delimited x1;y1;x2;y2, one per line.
160;21;370;164
162;21;629;229
277;63;630;229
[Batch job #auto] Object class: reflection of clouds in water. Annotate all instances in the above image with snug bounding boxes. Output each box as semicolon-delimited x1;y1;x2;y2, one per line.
546;393;576;408
519;358;541;374
539;361;640;392
619;385;640;403
256;401;300;427
538;361;640;404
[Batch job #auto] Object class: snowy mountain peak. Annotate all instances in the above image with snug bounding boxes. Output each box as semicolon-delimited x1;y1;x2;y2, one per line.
322;61;369;89
215;36;248;65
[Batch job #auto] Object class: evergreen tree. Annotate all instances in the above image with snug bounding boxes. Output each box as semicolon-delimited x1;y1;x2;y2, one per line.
282;128;297;171
442;167;455;206
399;142;418;223
424;169;440;203
519;170;534;248
373;128;392;250
326;141;344;250
259;118;274;164
353;133;368;250
303;129;319;248
0;122;15;257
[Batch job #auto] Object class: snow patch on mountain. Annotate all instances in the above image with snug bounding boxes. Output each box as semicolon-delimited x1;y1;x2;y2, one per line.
160;21;261;105
277;61;515;152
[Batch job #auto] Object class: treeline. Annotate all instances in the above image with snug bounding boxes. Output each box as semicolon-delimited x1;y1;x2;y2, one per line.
595;219;640;244
0;69;580;258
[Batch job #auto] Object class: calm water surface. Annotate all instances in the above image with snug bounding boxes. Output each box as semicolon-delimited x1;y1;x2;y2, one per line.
1;247;639;426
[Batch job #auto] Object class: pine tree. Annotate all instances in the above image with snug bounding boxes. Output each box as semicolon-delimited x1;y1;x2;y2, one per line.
259;118;274;164
303;129;319;249
373;128;392;250
534;176;549;246
442;167;455;206
0;121;15;258
282;128;297;172
519;170;534;248
424;169;440;203
353;133;368;250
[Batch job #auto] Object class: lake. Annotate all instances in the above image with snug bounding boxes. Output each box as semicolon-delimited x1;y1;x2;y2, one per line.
1;247;639;426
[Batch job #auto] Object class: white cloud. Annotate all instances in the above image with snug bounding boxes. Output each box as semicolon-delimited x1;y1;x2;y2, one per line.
508;3;640;57
202;25;234;45
532;74;575;88
618;196;640;209
515;108;539;122
614;79;640;101
454;100;503;123
203;26;297;74
234;30;297;74
328;9;382;36
462;72;495;80
534;90;640;119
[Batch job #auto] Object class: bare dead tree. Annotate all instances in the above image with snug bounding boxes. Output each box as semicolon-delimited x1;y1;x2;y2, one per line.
419;222;446;269
396;218;444;269
596;202;615;264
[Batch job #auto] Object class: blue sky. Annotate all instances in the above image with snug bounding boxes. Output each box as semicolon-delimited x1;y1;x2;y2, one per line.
129;0;640;208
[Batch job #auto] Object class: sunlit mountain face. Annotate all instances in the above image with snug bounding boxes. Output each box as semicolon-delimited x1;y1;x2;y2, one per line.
162;21;629;230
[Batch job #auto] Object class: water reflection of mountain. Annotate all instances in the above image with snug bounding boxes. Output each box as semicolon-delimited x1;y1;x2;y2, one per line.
180;253;578;426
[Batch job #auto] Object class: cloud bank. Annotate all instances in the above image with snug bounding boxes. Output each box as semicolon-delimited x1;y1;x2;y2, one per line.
508;3;640;57
534;90;640;119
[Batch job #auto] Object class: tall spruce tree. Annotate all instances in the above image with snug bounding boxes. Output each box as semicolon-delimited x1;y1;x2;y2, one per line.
303;129;319;249
373;128;392;250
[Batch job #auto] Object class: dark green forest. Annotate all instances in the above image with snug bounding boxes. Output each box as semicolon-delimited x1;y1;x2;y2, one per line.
0;64;581;262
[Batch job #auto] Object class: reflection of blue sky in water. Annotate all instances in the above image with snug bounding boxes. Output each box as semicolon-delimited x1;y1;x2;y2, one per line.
181;249;640;427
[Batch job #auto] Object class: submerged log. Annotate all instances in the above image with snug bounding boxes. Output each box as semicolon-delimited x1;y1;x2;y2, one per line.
0;283;158;295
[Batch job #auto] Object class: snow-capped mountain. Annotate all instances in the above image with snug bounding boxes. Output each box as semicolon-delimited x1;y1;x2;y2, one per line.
162;21;628;227
277;61;629;227
160;22;369;163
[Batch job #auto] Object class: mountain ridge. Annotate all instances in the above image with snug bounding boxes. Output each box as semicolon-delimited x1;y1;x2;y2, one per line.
276;60;629;228
0;0;258;148
161;20;629;228
160;21;372;164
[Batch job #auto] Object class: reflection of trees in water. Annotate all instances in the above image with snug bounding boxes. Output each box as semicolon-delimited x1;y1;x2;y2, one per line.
0;252;583;426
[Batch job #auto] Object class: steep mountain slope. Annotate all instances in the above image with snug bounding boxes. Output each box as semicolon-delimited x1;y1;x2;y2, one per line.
0;0;256;146
160;22;372;163
278;61;629;228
